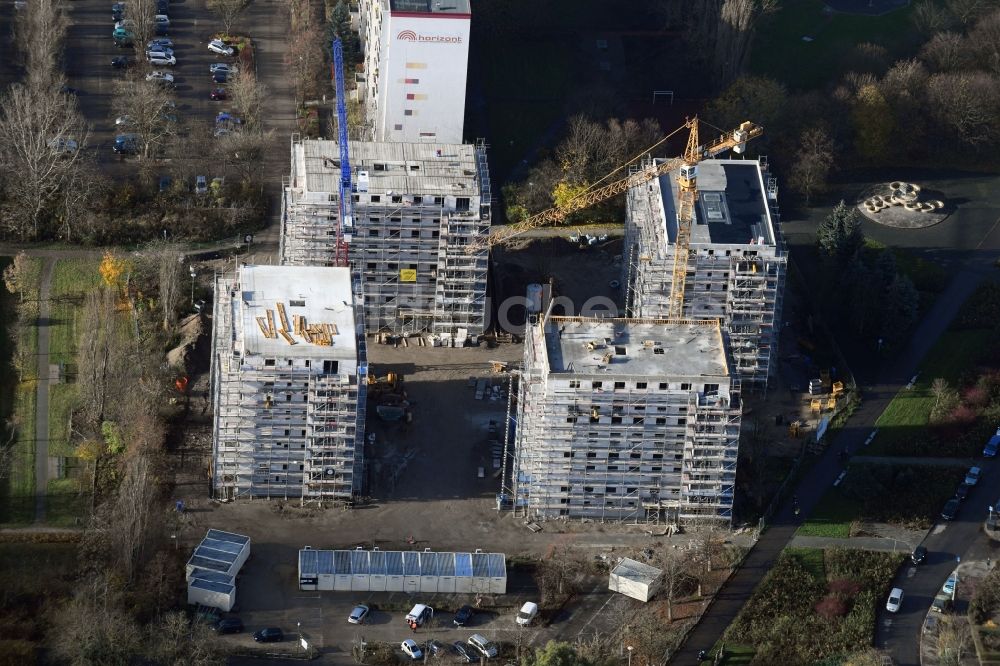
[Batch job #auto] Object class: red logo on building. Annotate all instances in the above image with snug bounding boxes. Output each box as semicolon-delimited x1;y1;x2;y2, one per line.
396;30;462;43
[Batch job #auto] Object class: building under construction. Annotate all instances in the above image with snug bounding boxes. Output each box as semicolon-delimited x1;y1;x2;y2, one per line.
510;308;741;525
623;158;786;389
210;265;367;502
279;135;491;344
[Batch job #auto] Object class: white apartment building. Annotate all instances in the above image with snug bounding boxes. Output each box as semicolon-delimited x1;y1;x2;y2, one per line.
210;265;367;502
511;310;741;525
358;0;470;144
279;136;491;343
624;158;786;389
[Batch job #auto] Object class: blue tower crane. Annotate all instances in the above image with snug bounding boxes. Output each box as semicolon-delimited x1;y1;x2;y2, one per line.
332;38;352;267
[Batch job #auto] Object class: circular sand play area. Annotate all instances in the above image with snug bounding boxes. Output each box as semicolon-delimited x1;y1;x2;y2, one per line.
856;181;949;229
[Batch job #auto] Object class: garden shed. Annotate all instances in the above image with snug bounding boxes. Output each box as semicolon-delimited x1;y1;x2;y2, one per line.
609;558;662;602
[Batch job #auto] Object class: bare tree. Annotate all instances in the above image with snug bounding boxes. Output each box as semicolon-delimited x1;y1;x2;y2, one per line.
19;0;69;92
714;0;777;84
0;85;89;239
77;288;129;426
3;251;35;304
911;0;958;35
947;0;994;25
969;9;1000;77
156;246;182;331
216;126;274;186
127;0;159;63
937;616;972;666
207;0;250;34
285;24;326;102
228;69;267;129
788;126;835;205
112;76;178;160
920;32;971;72
926;71;1000;146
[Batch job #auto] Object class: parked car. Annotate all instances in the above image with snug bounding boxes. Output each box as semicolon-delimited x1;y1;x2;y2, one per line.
400;639;423;661
156;0;168;12
111;2;125;20
154;21;168;35
452;642;475;663
210;88;227;101
931;592;954;613
984;434;1000;458
147;53;176;66
213;617;243;634
965;466;982;486
453;605;474;627
147;38;173;49
347;604;369;625
113;28;134;46
145;71;174;86
426;640;445;657
516;601;539;626
212;71;228;84
114;18;134;30
208;38;234;56
210;62;238;74
468;634;498;658
405;604;433;628
252;627;283;643
48;137;78;154
113;134;138;154
943;572;958;596
158;176;172;193
59;85;80;96
910;545;927;565
195;175;208;195
114;115;132;126
955;482;972;501
146;46;174;58
885;587;904;613
216;112;241;126
111;55;132;69
942;498;960;521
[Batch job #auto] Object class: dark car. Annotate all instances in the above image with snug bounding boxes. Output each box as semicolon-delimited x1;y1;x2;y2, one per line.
113;134;138;154
112;3;125;21
158;176;172;193
911;545;927;565
210;88;227;101
252;627;284;643
452;642;475;663
213;617;244;634
59;85;80;96
453;605;474;627
154;22;169;36
156;0;169;12
955;482;972;501
942;498;960;521
212;70;228;84
426;640;445;657
111;55;132;69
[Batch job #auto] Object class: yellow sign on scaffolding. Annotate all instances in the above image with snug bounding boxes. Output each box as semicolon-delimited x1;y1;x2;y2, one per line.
399;269;417;282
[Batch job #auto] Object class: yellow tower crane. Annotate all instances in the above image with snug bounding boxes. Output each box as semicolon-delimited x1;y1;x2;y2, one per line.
466;117;763;316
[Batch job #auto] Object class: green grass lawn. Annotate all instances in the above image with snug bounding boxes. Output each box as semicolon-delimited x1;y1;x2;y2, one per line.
796;492;862;538
46;476;86;527
750;0;920;90
48;383;78;460
49;258;101;366
701;643;755;665
869;328;994;456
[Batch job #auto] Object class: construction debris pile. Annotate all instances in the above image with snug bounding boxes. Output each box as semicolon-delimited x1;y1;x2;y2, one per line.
255;301;339;346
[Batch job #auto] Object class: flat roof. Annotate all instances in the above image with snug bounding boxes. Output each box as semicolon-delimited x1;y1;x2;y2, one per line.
542;317;729;379
235;265;357;360
294;140;479;197
389;0;470;14
611;558;662;585
658;159;775;246
298;548;505;577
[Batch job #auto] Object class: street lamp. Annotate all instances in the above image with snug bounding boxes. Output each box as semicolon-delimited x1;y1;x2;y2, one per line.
189;265;197;306
626;645;633;666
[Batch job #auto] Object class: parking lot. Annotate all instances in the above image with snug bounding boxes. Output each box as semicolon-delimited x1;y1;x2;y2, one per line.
62;0;295;202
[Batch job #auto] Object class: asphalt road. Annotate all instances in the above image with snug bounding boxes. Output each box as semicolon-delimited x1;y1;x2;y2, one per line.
671;244;1000;664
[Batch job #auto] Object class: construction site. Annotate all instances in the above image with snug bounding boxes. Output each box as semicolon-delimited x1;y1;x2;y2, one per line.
509;307;741;525
279;135;492;345
210;265;368;502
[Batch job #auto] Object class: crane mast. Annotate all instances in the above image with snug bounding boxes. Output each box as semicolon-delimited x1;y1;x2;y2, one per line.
332;38;352;267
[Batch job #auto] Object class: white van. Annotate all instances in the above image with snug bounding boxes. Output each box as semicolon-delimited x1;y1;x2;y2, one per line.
468;634;498;658
516;601;538;626
405;603;433;627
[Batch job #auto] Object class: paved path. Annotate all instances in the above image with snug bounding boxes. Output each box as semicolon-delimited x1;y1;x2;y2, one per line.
32;257;55;524
851;456;972;467
669;255;998;664
789;535;920;553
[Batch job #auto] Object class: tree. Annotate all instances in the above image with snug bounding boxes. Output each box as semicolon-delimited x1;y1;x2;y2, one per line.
817;201;864;265
207;0;250;34
112;76;179;161
552;180;590;211
126;0;158;63
0;85;89;239
328;0;360;67
3;252;34;304
714;0;778;84
788;126;835;205
19;0;69;92
911;0;957;35
228;69;267;130
99;251;132;291
706;75;787;136
286;24;326;102
937;616;972;666
926;71;1000;148
156;246;182;331
852;84;894;161
920;32;971;72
